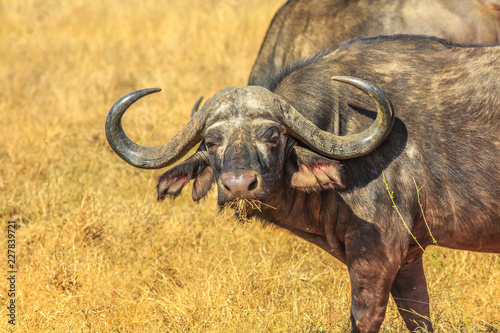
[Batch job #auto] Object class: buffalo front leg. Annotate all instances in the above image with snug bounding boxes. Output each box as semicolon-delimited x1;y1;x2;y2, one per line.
390;256;433;332
345;223;405;332
348;264;394;332
346;240;404;333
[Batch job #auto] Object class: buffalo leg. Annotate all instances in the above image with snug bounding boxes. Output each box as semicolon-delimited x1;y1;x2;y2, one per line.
390;256;433;332
348;273;392;332
347;256;398;332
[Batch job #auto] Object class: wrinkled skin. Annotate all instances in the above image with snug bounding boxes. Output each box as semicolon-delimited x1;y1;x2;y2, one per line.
249;0;500;86
109;36;500;333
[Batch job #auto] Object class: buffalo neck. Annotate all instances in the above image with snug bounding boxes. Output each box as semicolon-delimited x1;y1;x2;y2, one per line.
254;185;349;263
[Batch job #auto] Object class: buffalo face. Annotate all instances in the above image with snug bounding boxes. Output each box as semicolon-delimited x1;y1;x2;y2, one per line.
156;87;290;210
205;118;286;205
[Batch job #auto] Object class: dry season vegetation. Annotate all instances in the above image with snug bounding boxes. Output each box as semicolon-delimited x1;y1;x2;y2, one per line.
0;1;499;332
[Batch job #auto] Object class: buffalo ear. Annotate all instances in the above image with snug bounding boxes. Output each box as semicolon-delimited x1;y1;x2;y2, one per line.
285;145;345;192
191;166;214;201
157;152;214;201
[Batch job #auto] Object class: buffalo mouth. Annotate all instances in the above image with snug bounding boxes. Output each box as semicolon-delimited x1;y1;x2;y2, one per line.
218;198;276;222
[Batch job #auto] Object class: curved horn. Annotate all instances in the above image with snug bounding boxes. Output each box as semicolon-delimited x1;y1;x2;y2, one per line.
278;76;394;159
105;88;208;169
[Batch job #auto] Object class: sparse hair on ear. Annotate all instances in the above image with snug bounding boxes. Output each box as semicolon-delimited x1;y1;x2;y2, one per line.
157;150;214;201
285;144;345;192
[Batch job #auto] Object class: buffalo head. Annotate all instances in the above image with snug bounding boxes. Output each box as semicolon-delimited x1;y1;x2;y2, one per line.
105;77;394;213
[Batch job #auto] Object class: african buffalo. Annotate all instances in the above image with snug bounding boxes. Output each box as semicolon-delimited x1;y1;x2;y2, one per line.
105;35;500;332
249;0;500;86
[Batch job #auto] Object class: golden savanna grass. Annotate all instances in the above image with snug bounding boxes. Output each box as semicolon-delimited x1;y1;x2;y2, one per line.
0;1;499;331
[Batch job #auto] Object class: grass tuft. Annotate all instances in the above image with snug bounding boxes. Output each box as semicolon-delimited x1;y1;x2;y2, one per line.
219;198;276;223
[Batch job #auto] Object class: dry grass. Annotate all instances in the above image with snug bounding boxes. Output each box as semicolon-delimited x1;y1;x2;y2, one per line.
219;199;277;224
0;1;499;332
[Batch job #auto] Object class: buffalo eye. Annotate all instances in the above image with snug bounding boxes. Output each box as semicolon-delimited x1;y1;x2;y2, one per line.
261;126;282;145
205;141;219;151
265;135;281;145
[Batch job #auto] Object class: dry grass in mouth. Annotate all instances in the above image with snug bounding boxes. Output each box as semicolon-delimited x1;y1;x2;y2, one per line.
219;198;276;223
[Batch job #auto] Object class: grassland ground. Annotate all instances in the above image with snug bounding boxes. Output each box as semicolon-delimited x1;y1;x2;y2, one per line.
0;1;499;331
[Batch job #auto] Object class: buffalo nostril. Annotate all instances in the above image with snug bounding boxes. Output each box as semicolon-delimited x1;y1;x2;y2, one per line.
221;173;259;195
248;178;258;191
